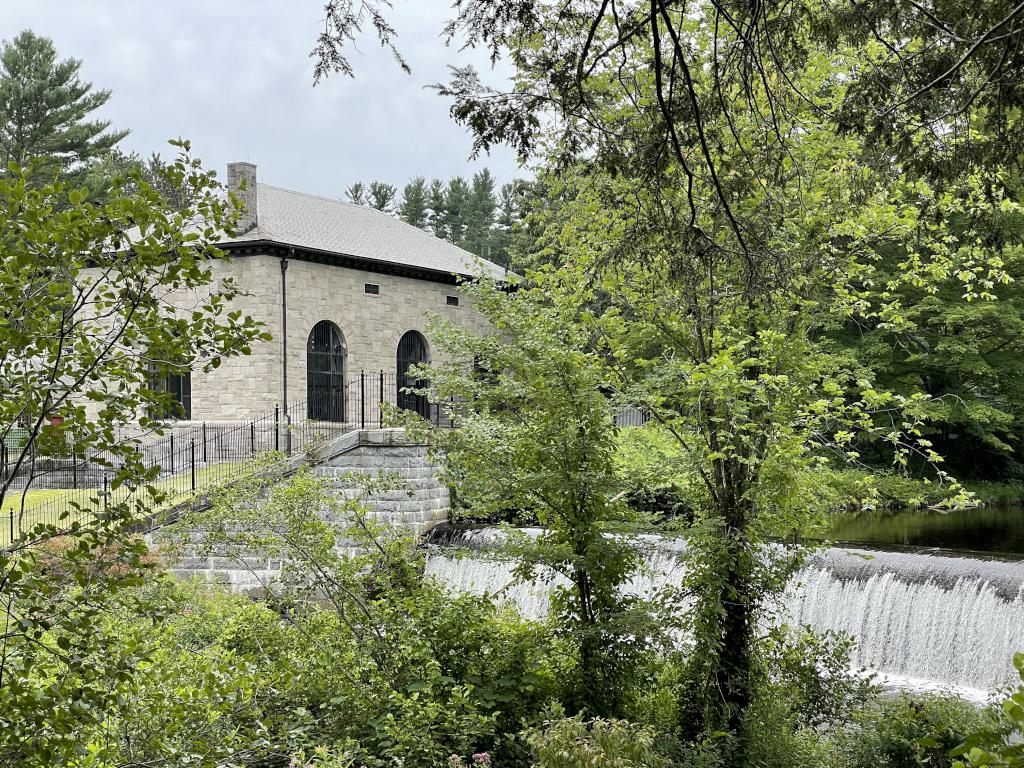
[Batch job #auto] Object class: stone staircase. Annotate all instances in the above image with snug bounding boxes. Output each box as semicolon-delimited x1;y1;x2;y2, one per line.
168;428;450;590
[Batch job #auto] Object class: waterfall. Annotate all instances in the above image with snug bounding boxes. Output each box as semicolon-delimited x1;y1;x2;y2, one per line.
424;529;1024;696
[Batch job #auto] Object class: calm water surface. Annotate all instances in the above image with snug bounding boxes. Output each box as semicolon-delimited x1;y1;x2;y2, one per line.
828;505;1024;555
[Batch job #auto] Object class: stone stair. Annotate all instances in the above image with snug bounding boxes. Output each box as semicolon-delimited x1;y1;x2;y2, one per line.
168;428;450;590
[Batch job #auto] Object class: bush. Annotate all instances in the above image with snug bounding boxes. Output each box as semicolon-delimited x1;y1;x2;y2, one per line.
522;707;668;768
614;425;701;525
955;652;1024;767
834;693;994;768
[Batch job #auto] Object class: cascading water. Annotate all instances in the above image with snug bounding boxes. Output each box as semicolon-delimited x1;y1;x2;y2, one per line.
424;528;1024;697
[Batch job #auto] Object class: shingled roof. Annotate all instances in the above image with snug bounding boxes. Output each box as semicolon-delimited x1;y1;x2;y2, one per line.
222;182;507;281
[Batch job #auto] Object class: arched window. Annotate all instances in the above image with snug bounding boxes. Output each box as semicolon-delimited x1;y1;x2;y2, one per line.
307;321;347;421
396;330;430;418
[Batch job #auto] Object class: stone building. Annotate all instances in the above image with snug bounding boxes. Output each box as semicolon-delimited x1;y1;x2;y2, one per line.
160;162;504;424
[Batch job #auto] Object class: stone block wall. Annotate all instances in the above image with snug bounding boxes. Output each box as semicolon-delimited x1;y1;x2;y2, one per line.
180;254;489;422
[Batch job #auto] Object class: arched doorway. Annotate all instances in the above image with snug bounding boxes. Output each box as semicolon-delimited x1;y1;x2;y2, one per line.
396;330;430;418
307;321;347;421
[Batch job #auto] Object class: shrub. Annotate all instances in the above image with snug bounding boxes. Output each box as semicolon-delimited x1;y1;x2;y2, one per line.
834;693;994;768
522;707;668;768
954;653;1024;767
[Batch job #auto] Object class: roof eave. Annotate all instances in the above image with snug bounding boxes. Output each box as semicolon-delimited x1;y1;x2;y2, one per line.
220;238;504;286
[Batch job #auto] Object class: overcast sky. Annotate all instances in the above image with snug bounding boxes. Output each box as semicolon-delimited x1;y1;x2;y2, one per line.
0;1;524;197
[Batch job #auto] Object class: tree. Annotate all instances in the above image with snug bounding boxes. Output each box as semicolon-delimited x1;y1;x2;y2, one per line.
311;1;1024;261
463;168;497;258
399;175;429;229
427;177;448;239
0;30;127;185
344;180;367;205
0;142;268;763
367;179;398;213
84;149;193;208
509;93;1005;768
831;177;1024;482
308;5;1022;759
408;279;659;718
444;176;471;247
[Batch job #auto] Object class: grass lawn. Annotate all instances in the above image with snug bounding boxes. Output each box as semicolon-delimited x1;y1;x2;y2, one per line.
0;460;248;545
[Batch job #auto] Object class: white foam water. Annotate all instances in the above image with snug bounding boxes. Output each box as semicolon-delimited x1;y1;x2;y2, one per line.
424;532;1024;695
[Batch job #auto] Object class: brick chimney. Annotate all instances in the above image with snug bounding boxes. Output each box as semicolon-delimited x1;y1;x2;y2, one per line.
226;161;258;234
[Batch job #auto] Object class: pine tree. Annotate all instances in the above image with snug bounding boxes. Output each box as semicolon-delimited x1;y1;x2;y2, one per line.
444;176;470;246
367;180;397;213
491;180;524;269
463;168;497;258
427;178;447;240
344;181;367;205
399;176;429;228
0;30;128;183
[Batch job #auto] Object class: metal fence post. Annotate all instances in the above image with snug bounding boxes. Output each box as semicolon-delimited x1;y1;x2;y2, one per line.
360;370;366;430
202;422;208;463
286;413;293;455
379;369;384;428
250;421;256;458
169;434;175;474
274;405;280;452
190;439;196;492
72;446;78;489
103;473;108;512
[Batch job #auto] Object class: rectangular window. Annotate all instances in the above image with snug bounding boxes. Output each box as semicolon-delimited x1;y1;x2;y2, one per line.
364;283;380;295
149;368;191;421
446;295;459;307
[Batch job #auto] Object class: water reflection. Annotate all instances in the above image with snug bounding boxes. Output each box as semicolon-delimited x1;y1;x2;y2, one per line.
828;505;1024;555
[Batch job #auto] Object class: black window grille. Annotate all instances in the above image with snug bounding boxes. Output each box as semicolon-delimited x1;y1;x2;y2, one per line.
365;283;380;295
396;330;430;418
446;295;459;306
150;368;192;421
307;321;347;422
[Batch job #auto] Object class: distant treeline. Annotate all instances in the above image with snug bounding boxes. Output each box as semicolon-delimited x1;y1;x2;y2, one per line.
344;170;533;269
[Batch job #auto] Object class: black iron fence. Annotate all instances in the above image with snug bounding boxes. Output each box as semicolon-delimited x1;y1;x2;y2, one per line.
613;406;651;428
2;371;647;543
1;371;458;544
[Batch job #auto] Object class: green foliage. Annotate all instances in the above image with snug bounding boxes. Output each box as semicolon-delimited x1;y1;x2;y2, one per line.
372;168;531;267
400;175;429;228
464;168;498;258
955;653;1024;768
756;627;878;733
159;463;567;766
614;425;699;525
367;179;398;212
0;143;266;762
0;144;267;531
522;707;667;768
0;523;156;766
444;176;471;245
835;693;994;768
0;29;128;185
83;148;194;208
408;278;661;717
829;173;1024;482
